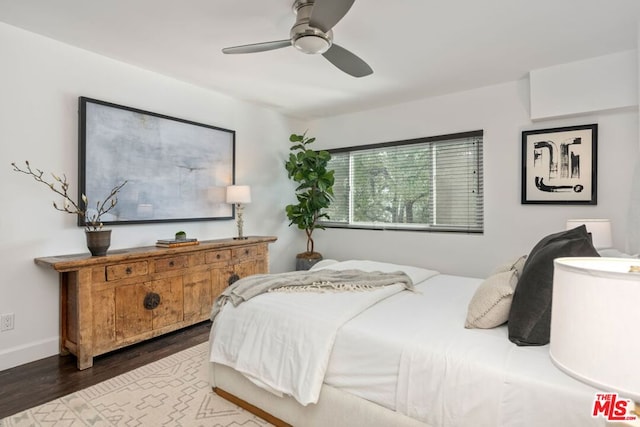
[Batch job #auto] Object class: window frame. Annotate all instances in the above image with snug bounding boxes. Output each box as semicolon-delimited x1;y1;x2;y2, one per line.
321;130;484;234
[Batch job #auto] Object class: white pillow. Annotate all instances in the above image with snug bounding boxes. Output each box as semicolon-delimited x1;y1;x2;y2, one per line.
465;269;518;329
491;254;527;276
309;259;340;270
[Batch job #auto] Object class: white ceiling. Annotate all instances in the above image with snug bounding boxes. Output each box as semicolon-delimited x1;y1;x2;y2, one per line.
1;0;640;119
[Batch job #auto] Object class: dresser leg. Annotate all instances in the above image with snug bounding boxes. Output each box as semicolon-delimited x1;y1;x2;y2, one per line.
75;268;95;370
59;274;69;356
77;354;94;370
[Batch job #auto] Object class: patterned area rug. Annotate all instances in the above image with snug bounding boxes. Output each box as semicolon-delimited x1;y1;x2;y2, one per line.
0;342;272;426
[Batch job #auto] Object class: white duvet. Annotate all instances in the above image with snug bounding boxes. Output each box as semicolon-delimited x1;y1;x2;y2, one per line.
210;260;603;426
325;271;604;427
209;260;438;406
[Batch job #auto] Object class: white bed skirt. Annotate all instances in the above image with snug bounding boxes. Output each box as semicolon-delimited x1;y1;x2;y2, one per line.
210;362;430;427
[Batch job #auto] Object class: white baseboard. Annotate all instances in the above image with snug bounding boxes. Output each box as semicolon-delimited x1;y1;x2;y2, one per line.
0;337;59;371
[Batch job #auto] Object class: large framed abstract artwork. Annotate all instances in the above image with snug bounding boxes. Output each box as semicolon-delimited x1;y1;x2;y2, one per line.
521;124;597;205
78;97;235;226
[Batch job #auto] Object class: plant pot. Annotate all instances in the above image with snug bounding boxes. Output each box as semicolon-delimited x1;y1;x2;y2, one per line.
85;229;112;257
295;251;323;271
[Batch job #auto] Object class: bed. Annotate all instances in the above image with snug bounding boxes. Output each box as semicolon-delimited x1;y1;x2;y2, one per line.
208;251;608;427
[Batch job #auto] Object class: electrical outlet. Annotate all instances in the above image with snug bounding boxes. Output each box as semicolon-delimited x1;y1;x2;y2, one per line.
1;313;15;331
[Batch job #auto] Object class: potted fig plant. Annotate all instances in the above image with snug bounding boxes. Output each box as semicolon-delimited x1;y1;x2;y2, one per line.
284;132;335;270
11;161;127;256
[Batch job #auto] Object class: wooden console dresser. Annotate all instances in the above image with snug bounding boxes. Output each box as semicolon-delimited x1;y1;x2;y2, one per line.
35;236;277;369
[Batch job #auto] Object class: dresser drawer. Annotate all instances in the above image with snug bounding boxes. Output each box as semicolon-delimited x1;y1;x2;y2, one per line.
232;245;261;260
106;261;148;281
205;249;231;264
155;255;189;273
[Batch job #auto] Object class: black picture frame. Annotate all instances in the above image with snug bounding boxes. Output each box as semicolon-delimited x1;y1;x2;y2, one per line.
521;124;597;205
78;97;235;226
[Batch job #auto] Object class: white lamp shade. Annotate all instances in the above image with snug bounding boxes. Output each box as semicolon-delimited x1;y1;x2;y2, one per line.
550;257;640;401
566;218;612;249
226;185;251;204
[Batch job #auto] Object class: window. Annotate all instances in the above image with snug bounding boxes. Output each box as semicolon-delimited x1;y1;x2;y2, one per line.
322;130;483;233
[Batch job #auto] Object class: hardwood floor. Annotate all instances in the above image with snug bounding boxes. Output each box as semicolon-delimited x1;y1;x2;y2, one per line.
0;320;211;419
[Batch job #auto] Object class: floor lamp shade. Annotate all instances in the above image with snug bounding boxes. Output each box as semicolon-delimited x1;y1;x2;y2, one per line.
550;257;640;402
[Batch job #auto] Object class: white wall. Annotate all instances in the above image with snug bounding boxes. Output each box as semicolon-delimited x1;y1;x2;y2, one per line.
308;79;639;278
0;23;305;370
628;29;640;255
530;50;638;120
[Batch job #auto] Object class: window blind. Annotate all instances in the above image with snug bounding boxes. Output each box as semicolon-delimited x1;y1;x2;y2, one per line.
322;131;483;233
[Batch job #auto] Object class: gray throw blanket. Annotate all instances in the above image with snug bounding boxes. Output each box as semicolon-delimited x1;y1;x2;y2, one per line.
210;269;413;322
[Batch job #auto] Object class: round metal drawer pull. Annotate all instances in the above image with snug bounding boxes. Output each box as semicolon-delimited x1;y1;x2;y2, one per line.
125;267;132;274
169;261;175;267
143;292;161;310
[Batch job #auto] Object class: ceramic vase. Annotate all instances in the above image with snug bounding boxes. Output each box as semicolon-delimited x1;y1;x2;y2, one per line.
85;229;112;256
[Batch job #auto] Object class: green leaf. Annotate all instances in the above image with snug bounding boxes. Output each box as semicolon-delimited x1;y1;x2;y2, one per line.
284;131;334;251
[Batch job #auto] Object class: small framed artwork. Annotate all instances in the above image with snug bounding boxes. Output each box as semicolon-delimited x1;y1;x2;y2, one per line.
521;124;597;205
79;97;236;226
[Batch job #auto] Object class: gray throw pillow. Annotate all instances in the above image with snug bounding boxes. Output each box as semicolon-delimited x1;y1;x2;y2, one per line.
508;234;599;346
525;224;589;262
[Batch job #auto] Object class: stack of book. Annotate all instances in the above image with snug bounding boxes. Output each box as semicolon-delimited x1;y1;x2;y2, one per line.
156;238;199;248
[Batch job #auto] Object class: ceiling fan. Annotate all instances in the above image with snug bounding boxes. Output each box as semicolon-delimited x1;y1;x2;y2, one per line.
222;0;373;78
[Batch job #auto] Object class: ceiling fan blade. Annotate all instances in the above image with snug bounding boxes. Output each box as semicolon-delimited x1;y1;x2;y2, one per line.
222;39;291;54
309;0;355;33
322;43;372;77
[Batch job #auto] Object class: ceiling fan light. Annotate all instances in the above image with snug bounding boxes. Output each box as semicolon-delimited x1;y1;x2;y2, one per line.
293;35;330;54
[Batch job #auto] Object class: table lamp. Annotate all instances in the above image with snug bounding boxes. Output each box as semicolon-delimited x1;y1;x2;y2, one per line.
551;257;639;424
226;185;251;239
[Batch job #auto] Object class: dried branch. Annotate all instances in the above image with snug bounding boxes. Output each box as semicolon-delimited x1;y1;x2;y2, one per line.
11;161;127;231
